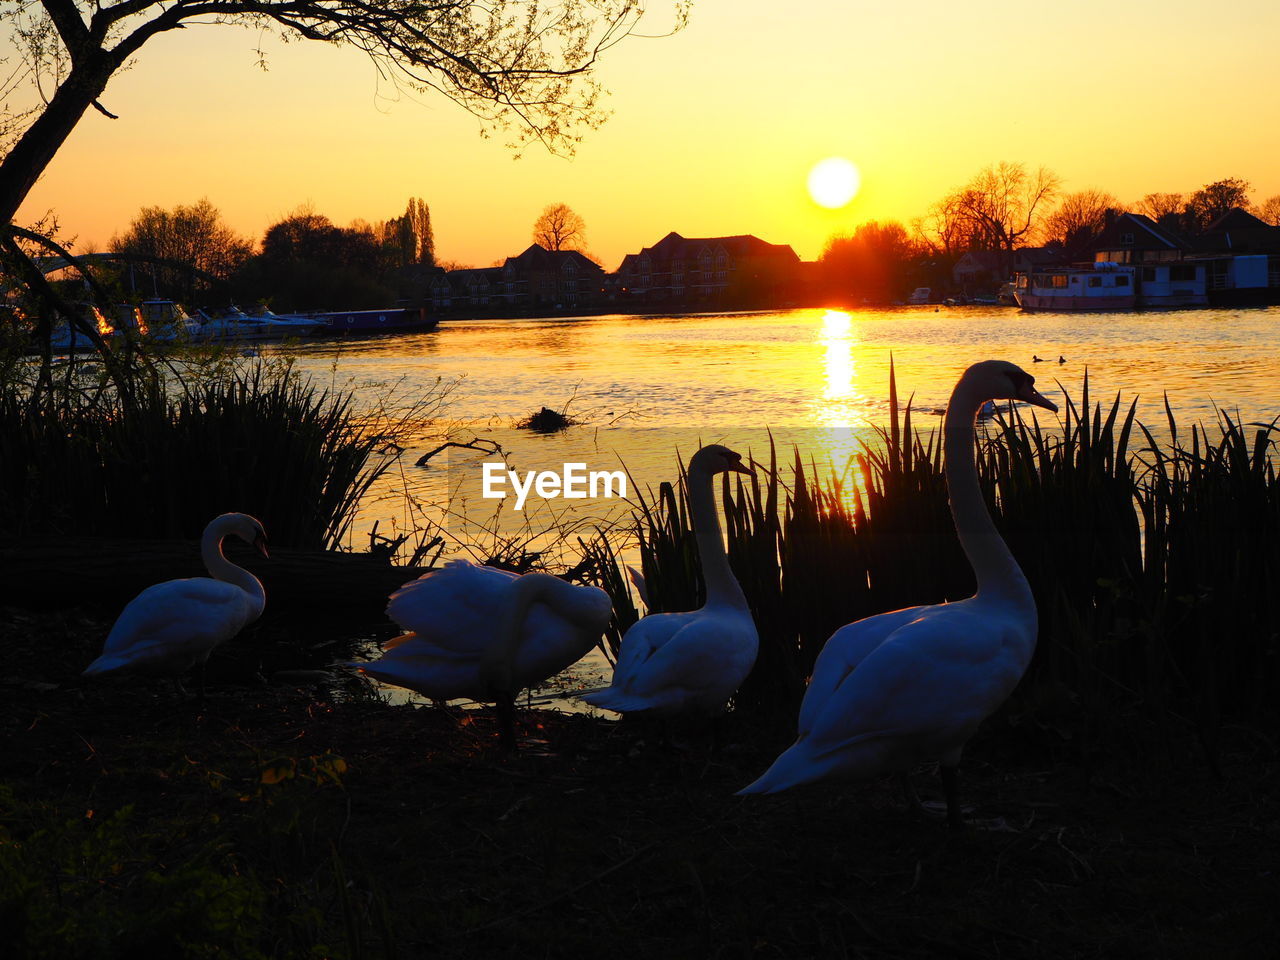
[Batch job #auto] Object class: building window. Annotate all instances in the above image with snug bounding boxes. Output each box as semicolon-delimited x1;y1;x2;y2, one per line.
1121;232;1135;246
1115;275;1130;287
1051;275;1068;288
1088;276;1102;287
1142;267;1156;281
1170;265;1195;282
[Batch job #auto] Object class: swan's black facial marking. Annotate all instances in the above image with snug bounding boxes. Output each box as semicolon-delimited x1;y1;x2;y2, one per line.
1008;369;1035;396
713;446;753;476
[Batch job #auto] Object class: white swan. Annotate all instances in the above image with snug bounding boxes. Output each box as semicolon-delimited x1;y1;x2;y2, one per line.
83;513;268;688
351;562;612;746
737;361;1057;826
583;444;759;718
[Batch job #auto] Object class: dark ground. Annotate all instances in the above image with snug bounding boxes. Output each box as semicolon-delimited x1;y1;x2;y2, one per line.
2;606;1277;959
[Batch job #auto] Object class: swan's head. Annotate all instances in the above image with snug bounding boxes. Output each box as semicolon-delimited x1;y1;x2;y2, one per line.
214;512;270;558
690;444;754;477
965;360;1057;413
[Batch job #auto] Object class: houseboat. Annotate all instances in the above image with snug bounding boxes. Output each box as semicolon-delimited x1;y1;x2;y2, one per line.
1206;254;1280;306
1015;260;1209;312
1015;262;1137;312
305;306;439;335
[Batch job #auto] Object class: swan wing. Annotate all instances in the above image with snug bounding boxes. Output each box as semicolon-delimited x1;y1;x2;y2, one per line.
509;592;611;686
740;603;1027;794
86;578;255;675
626;612;757;709
385;561;518;654
587;610;757;715
609;611;692;687
798;604;933;737
626;565;650;607
805;602;1027;758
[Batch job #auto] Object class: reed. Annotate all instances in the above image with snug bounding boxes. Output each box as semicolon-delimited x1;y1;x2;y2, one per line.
0;360;413;551
602;368;1280;756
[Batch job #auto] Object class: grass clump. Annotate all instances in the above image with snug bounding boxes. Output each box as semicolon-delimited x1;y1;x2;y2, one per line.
0;358;425;551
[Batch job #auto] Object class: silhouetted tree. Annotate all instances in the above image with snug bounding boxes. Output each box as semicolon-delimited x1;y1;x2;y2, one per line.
1182;178;1252;233
953;161;1061;254
1257;195;1280;227
821;221;920;301
111;199;252;301
242;209;395;311
1041;189;1120;251
381;197;436;268
914;194;969;258
532;203;587;252
1136;192;1184;227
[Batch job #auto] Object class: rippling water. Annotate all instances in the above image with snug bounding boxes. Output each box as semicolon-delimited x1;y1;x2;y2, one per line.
285;304;1280;530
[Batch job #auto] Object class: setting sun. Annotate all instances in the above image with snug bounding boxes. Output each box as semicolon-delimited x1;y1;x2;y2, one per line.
808;157;861;209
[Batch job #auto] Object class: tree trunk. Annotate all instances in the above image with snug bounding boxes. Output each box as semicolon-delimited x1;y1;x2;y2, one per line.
0;56;115;225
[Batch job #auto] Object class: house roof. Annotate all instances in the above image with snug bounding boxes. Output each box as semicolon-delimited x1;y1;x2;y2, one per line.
1193;207;1280;254
1089;212;1190;253
504;244;603;274
617;232;799;272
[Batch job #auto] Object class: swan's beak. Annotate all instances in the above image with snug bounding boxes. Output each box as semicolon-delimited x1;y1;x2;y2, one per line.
729;461;755;476
1017;384;1058;413
254;534;270;559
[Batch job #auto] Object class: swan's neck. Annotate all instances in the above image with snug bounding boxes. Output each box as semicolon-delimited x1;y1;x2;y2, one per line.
688;465;749;610
943;381;1032;609
203;523;265;615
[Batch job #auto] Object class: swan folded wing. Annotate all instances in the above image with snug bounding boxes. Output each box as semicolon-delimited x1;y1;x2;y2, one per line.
619;615;757;713
798;604;933;738
385;563;517;653
355;650;480;701
511;603;602;681
609;611;691;688
91;579;254;674
804;605;1023;759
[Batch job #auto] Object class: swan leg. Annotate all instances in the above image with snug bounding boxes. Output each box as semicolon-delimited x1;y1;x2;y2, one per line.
941;764;963;829
495;693;517;752
898;772;926;812
196;661;208;715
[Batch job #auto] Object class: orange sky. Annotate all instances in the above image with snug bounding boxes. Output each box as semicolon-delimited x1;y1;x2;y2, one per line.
15;0;1280;270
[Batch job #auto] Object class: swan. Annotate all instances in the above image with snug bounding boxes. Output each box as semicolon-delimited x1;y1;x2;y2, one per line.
583;444;759;719
737;361;1057;826
351;562;612;747
83;513;268;694
1032;355;1045;363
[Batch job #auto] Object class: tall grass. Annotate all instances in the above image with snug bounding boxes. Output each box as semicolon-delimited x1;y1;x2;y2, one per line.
0;360;414;551
597;367;1280;758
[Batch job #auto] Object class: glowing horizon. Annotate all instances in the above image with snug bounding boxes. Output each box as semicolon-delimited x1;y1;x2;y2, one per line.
13;0;1280;270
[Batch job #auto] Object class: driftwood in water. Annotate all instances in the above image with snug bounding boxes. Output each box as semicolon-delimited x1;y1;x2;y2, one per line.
0;536;430;622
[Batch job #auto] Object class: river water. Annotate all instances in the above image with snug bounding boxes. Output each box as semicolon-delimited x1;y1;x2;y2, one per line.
277;304;1280;708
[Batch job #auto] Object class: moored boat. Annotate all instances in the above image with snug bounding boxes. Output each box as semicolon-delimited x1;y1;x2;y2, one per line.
1015;263;1138;312
197;306;321;340
1015;258;1211;312
307;306;438;335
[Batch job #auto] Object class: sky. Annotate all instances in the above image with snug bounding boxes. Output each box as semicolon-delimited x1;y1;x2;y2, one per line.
14;0;1280;271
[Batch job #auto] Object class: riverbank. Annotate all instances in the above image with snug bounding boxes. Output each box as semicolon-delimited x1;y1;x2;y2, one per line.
3;606;1275;959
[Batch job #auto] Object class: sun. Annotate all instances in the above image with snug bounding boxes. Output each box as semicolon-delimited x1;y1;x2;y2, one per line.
808;157;861;209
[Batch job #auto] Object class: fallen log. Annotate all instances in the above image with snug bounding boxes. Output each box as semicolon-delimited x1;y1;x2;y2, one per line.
0;536;431;623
